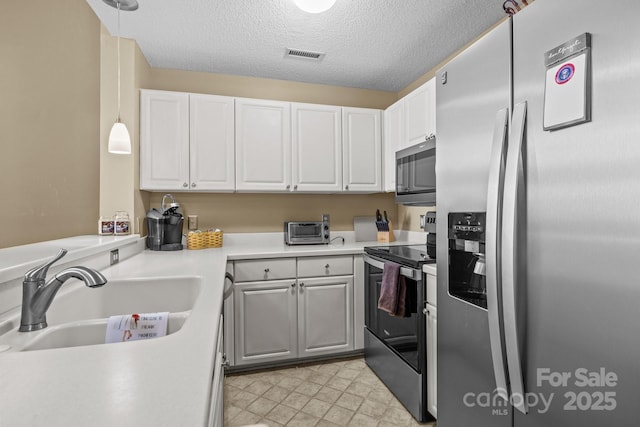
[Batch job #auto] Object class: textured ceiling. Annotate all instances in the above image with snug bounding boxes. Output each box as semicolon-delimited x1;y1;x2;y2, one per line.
86;0;507;92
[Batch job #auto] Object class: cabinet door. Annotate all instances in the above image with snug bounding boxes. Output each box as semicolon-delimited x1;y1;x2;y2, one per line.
234;279;297;365
426;303;437;418
342;107;382;192
189;94;235;191
291;103;342;192
404;78;436;147
297;276;354;357
383;99;404;192
235;98;291;191
140;90;190;190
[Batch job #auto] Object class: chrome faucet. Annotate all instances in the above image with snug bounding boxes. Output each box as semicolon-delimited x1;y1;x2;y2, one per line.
19;248;108;332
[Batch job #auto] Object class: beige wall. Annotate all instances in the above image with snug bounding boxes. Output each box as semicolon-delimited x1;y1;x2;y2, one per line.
148;193;397;233
99;27;151;234
1;3;506;247
0;0;100;248
149;69;397;109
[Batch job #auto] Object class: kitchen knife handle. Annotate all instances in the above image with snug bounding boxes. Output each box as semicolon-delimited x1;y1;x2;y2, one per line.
486;108;510;404
502;101;528;414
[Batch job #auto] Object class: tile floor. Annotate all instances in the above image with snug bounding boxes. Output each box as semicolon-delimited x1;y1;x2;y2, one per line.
224;357;437;427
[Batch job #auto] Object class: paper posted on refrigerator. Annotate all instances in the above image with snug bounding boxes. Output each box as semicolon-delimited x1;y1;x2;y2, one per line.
105;312;169;343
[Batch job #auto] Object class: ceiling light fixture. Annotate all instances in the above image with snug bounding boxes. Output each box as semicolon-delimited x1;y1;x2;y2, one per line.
293;0;337;14
103;0;138;154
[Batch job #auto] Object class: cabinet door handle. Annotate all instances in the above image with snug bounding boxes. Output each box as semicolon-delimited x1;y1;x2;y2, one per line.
291;283;296;288
294;185;298;190
264;268;270;273
325;264;330;268
191;182;196;188
183;182;188;188
299;282;305;287
286;185;291;190
345;185;349;190
422;308;428;315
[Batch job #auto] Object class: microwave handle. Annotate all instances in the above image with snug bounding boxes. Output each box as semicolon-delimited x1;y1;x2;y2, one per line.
363;254;419;280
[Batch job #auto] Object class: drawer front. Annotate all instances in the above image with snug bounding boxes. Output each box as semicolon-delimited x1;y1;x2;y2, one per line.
298;255;353;278
234;258;297;282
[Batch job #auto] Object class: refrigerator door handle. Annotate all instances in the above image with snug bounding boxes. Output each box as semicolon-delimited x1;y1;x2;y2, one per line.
502;101;528;414
485;107;510;403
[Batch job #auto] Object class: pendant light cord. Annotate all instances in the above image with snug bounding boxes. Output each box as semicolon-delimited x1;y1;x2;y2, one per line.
116;1;122;123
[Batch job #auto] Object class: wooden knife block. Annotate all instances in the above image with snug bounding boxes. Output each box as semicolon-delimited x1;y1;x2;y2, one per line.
377;221;395;243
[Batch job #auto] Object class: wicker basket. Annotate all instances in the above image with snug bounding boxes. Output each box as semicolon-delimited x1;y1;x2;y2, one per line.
187;230;223;249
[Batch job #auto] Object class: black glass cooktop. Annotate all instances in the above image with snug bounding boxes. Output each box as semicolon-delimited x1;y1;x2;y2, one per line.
364;244;435;269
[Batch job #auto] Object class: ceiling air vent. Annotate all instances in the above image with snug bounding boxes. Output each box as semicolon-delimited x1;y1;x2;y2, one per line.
285;48;325;61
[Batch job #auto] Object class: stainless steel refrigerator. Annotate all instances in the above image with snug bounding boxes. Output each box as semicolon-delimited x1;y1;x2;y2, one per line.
436;0;640;426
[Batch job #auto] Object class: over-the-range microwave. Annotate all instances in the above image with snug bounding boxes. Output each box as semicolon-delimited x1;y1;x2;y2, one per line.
396;137;436;206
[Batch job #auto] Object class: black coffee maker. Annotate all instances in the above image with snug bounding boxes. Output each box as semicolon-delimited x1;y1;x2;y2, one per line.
146;194;184;251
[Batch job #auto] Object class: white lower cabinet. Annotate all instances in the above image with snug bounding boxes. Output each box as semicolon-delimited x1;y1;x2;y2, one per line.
231;255;356;367
234;279;298;365
298;276;353;357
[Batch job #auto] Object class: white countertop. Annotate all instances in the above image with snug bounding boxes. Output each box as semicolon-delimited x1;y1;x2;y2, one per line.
0;248;227;427
0;233;433;427
423;263;437;276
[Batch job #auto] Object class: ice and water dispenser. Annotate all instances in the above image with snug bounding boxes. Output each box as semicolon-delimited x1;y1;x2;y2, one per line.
448;212;487;309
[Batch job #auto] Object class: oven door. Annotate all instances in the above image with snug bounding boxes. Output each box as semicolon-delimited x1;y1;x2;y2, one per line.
363;254;425;373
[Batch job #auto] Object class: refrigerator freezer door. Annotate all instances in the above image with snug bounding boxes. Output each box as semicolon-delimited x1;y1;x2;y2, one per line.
435;20;512;427
512;0;640;425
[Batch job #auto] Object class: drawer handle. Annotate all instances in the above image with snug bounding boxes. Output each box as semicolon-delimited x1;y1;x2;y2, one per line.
325;264;330;269
264;268;270;273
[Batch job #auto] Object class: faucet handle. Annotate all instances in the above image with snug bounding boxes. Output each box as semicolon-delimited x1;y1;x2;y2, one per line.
24;248;68;283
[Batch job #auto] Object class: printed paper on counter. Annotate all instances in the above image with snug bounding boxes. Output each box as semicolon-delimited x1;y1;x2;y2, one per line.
105;312;169;344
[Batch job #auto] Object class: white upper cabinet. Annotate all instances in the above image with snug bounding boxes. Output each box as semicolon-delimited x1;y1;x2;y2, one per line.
140;90;190;190
342;107;382;193
383;98;404;193
140;90;235;191
291;103;342;192
403;77;436;148
235;98;291;192
189;94;235;191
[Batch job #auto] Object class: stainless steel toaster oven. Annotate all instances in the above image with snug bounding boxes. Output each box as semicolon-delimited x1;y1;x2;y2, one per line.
284;214;330;245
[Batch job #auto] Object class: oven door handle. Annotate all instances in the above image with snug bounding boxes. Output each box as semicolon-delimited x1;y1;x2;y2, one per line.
363;254;420;280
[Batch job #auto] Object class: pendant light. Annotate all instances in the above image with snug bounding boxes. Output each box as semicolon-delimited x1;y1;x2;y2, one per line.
103;0;138;154
293;0;337;14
